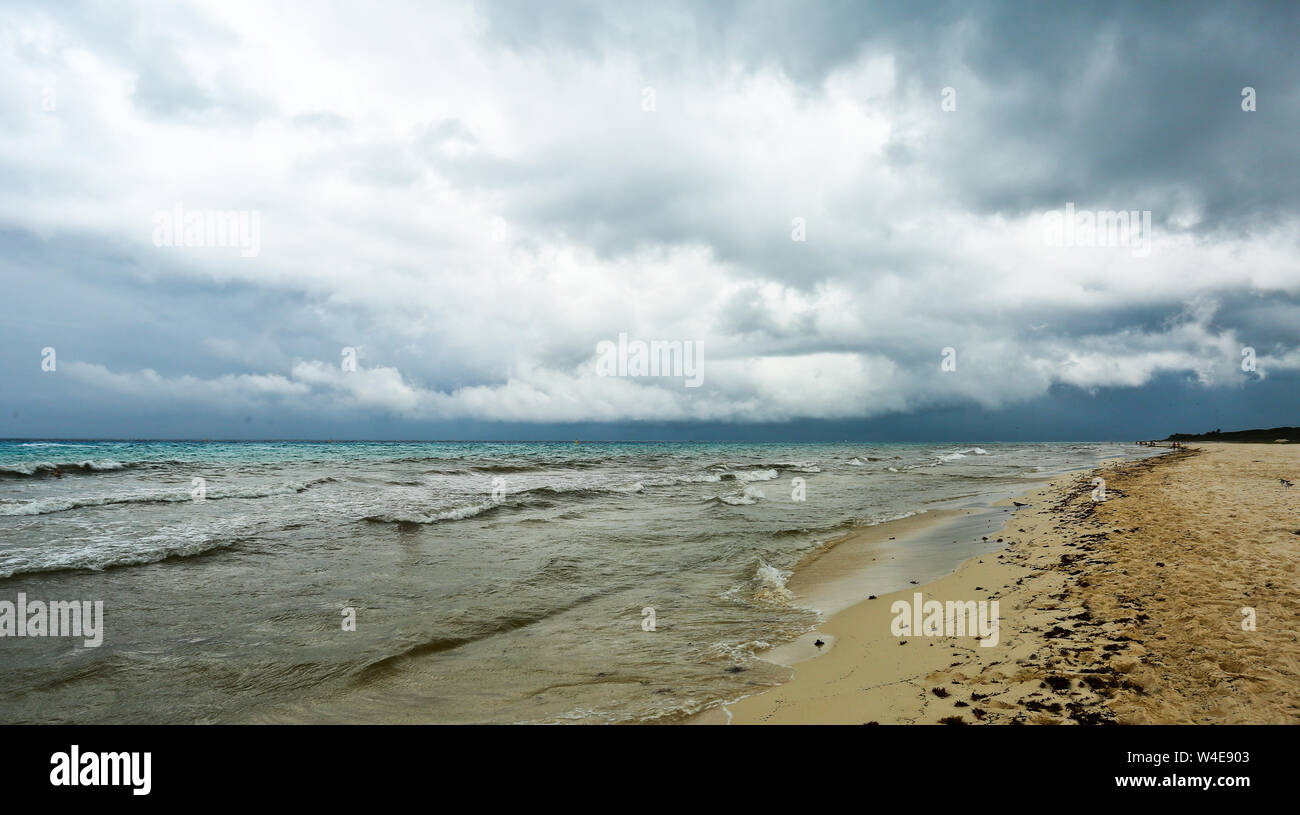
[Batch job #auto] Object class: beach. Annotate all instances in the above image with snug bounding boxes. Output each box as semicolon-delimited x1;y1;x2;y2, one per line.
3;440;1154;723
720;443;1300;724
6;439;1288;724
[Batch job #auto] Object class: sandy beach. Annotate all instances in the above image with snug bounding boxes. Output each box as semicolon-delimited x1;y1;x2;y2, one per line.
721;443;1300;724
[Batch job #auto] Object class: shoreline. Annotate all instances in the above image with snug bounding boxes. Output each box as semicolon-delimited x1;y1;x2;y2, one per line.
686;467;1089;724
711;443;1300;724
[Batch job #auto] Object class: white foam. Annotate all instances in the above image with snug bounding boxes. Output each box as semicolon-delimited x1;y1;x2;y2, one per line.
0;481;321;517
0;459;126;475
718;485;765;505
0;517;255;577
368;501;498;524
79;459;126;470
730;468;778;482
676;473;722;483
751;561;794;605
705;639;774;662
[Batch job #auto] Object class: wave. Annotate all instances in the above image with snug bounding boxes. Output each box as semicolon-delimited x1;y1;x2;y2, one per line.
0;519;255;578
362;479;649;525
368;456;611;474
351;584;617;683
937;448;991;462
364;501;508;525
349;635;479;681
768;461;820;473
710;485;766;506
772;518;858;538
466;464;549;474
703;639;774;663
520;484;640;501
0;460;135;478
463;460;605;473
0;478;334;517
722;468;779;482
772;510;917;540
0;538;237;578
722;560;795;607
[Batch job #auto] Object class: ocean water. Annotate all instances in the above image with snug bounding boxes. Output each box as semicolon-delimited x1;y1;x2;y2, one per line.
0;440;1160;723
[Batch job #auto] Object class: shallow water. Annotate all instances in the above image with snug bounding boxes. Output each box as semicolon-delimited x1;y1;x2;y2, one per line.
0;440;1161;723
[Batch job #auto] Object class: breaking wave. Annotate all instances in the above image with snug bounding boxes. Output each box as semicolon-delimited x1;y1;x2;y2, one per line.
722;560;795;607
0;460;135;478
709;485;766;506
0;518;257;578
0;478;335;517
364;502;506;525
722;468;779;482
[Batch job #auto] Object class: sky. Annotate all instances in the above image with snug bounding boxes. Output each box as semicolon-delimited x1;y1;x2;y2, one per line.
2;0;1298;441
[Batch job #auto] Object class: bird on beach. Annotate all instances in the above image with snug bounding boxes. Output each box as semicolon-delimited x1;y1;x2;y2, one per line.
814;639;825;649
1281;478;1293;487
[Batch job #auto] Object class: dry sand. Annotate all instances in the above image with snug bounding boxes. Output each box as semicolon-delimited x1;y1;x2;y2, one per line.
723;443;1300;724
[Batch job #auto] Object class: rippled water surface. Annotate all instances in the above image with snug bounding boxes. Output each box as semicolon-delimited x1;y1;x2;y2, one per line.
0;440;1159;723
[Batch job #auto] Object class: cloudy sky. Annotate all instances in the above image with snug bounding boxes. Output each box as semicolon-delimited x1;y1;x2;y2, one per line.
3;0;1298;440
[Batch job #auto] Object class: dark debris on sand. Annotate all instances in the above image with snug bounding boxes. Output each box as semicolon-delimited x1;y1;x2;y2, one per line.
946;450;1198;725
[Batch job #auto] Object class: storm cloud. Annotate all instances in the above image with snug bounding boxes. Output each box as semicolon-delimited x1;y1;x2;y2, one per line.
2;0;1298;439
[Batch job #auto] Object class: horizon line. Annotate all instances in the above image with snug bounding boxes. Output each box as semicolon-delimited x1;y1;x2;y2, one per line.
0;436;1139;444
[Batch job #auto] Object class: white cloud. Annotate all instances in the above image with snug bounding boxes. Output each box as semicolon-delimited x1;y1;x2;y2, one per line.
4;1;1300;428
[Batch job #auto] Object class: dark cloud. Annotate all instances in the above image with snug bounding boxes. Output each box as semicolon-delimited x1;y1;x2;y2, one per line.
477;0;1300;234
0;1;1297;438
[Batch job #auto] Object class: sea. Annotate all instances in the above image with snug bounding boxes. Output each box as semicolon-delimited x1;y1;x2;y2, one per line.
0;439;1162;723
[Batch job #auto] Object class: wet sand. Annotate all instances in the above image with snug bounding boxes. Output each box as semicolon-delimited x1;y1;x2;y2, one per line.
719;443;1300;724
